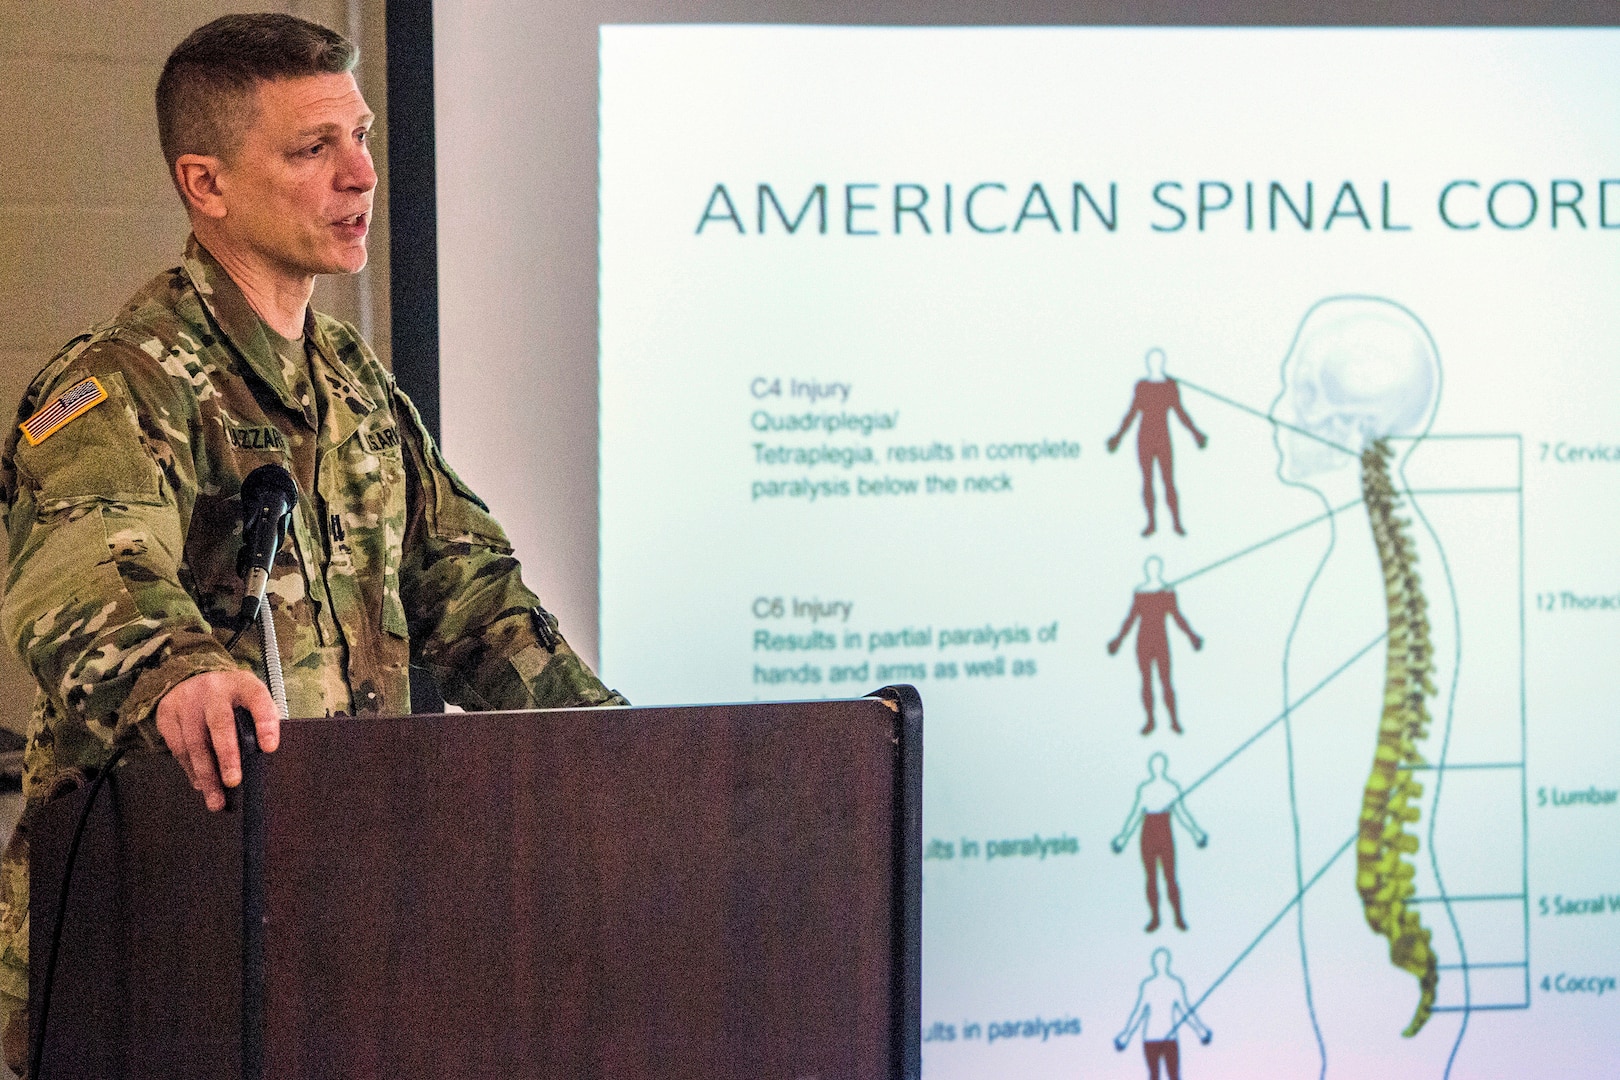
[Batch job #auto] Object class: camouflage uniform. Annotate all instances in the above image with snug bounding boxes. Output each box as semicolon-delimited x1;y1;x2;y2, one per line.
0;237;625;1050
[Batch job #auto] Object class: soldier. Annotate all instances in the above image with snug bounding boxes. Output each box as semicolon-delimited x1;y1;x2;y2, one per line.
0;14;625;1069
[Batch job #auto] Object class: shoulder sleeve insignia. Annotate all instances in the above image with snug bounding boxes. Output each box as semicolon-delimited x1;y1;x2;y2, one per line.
19;376;109;446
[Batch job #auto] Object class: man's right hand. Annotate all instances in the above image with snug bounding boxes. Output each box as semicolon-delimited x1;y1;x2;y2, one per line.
155;670;280;812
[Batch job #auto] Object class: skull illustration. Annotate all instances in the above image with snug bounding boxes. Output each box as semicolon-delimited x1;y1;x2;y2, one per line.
1271;297;1439;483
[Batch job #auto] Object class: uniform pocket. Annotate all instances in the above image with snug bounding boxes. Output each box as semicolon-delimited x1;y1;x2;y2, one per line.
328;420;412;641
425;453;513;552
389;383;511;551
379;451;410;639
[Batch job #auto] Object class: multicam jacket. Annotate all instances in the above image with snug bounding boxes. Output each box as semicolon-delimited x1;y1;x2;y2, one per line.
0;236;624;1019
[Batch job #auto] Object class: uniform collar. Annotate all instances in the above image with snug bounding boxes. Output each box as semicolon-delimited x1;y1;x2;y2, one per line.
180;236;375;428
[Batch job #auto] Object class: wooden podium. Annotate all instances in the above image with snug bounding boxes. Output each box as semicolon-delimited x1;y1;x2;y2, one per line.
29;688;921;1080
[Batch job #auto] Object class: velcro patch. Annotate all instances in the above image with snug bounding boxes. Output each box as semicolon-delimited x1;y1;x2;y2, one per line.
226;423;289;452
19;377;108;446
363;423;400;453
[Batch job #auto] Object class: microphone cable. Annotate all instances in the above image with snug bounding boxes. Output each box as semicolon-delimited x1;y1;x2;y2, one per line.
29;743;129;1080
33;463;296;1074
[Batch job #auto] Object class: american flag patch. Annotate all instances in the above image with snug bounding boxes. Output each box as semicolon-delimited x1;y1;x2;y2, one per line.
19;377;108;446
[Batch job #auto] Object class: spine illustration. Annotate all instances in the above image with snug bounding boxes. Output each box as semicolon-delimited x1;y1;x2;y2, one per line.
1357;440;1438;1037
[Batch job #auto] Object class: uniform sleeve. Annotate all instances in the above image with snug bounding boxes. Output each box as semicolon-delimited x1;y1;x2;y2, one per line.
391;385;627;710
0;343;241;741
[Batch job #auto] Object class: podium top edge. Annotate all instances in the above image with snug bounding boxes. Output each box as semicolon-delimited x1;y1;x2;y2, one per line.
278;685;924;726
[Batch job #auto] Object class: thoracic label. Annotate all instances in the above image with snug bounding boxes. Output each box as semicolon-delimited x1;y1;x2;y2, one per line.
1358;439;1439;1038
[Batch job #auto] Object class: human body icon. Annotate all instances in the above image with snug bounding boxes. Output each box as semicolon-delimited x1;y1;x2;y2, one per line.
1114;948;1212;1080
1112;753;1208;932
1108;556;1203;734
1107;348;1208;536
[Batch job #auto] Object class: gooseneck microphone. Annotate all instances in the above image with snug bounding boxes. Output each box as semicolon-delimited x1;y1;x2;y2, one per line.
234;463;299;631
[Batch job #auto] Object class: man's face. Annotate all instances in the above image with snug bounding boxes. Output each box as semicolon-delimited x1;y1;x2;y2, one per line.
216;72;376;278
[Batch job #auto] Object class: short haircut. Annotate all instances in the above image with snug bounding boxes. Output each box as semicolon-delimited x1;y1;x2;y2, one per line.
156;13;357;179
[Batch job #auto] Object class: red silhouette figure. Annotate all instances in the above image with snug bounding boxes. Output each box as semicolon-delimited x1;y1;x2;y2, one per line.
1107;348;1207;537
1108;556;1203;734
1112;753;1209;932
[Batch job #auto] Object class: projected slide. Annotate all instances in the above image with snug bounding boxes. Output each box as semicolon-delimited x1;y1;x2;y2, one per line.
598;26;1620;1079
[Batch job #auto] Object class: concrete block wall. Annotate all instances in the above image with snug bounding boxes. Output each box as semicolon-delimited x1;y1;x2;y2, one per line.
0;0;392;736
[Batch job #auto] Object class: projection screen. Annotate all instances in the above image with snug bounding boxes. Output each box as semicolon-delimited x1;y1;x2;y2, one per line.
429;6;1619;1077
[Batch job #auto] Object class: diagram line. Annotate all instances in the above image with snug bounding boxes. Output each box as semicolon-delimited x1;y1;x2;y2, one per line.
1408;894;1525;905
1405;487;1520;497
1440;962;1527;971
1178;632;1387;804
1407;762;1522;771
1433;1004;1529;1014
1169;497;1363;588
1168;830;1358;1041
1516;443;1532;1010
1177;377;1360;457
1402;454;1473;1077
1277;487;1336;1080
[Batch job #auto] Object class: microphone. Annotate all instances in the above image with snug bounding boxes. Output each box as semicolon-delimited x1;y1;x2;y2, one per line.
234;464;299;630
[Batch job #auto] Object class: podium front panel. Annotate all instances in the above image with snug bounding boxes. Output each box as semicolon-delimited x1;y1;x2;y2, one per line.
32;694;921;1080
